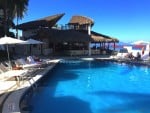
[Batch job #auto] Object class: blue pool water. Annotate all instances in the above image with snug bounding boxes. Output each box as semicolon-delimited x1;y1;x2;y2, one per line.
29;60;150;113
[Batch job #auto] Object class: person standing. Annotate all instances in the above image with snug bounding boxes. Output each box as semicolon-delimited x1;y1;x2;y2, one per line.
142;47;145;55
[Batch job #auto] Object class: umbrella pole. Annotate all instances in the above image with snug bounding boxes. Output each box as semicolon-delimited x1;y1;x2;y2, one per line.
30;44;32;55
6;45;12;70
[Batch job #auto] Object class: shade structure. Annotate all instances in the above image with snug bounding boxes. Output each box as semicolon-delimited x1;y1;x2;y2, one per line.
131;40;149;45
22;38;44;55
0;36;26;45
131;40;150;55
23;38;44;44
0;36;27;69
16;13;65;30
69;15;94;26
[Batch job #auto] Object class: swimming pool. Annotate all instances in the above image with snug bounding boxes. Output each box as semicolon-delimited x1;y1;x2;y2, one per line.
28;60;150;113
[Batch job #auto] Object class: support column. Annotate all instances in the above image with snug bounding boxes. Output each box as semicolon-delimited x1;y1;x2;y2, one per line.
88;42;91;56
114;42;116;50
88;24;91;56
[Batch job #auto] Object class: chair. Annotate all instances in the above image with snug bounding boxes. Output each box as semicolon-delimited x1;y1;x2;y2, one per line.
0;63;28;80
27;56;42;64
2;61;23;70
0;63;8;73
27;56;48;67
111;48;128;59
15;58;42;69
141;52;149;61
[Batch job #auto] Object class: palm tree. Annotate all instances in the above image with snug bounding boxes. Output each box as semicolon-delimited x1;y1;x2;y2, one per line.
13;0;29;38
0;0;8;36
0;0;29;37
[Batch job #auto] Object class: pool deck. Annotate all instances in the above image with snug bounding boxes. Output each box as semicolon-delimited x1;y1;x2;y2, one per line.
0;56;149;113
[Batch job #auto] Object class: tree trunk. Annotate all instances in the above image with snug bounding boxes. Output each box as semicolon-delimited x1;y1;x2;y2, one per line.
16;10;19;39
4;0;7;36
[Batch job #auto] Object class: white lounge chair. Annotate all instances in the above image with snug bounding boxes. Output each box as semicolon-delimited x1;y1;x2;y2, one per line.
0;63;28;80
141;52;150;61
113;48;129;59
15;58;42;69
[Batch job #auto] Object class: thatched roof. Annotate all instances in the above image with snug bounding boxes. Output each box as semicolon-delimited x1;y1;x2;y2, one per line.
78;30;119;43
16;13;65;30
92;32;119;42
38;28;119;43
68;15;94;26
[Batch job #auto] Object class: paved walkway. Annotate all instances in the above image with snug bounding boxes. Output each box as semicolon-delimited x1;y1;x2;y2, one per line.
0;59;60;113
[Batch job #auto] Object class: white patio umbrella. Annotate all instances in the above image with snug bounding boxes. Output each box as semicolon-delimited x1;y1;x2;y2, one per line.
131;40;150;56
0;36;27;69
22;38;44;55
23;38;44;44
131;40;149;45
